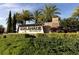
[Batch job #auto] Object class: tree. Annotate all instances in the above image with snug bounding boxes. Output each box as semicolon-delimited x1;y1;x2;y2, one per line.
7;11;12;33
33;10;41;23
16;10;33;25
33;10;45;23
70;6;79;31
12;14;17;33
72;6;79;20
22;10;33;24
60;17;79;32
33;4;60;24
42;4;60;22
16;12;24;25
0;25;4;34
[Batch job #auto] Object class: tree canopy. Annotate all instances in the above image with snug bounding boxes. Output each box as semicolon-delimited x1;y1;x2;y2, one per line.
72;6;79;19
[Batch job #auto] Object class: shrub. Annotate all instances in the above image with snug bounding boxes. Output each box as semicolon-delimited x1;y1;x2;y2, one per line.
25;34;36;38
0;33;79;55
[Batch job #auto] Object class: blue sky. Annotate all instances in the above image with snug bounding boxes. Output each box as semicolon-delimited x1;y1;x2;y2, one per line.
0;3;79;28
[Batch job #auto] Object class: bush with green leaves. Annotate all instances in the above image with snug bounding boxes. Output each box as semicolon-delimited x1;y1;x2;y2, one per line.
0;33;79;55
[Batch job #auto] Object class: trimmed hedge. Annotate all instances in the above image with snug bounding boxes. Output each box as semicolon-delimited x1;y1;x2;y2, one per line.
0;33;79;55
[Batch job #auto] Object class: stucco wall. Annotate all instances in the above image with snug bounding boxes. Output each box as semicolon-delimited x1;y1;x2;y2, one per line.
44;17;60;28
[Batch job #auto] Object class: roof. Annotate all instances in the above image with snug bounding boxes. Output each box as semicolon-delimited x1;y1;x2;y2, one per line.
19;23;43;27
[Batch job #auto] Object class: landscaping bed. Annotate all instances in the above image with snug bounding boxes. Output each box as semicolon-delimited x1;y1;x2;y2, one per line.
0;33;79;55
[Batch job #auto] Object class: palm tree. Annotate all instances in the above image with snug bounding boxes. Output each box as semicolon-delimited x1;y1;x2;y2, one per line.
22;10;33;24
16;12;24;25
16;10;33;25
71;6;79;31
33;10;45;23
72;6;79;20
43;4;60;22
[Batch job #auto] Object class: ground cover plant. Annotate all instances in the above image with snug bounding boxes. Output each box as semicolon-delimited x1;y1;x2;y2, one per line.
0;33;79;55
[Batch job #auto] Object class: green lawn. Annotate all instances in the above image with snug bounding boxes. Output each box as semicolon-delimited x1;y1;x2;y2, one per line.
0;33;79;55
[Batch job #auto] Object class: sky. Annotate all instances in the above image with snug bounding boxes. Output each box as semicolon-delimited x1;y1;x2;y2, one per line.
0;3;79;28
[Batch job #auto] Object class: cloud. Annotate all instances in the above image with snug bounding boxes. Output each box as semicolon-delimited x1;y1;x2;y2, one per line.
0;3;19;8
0;3;36;12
